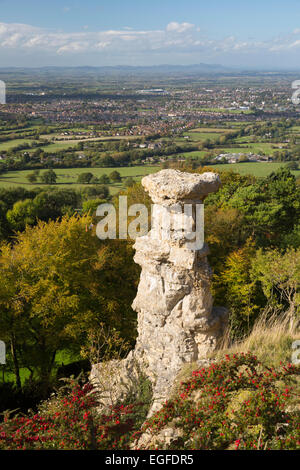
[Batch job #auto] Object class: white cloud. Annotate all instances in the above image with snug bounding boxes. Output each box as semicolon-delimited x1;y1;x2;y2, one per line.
0;21;300;65
166;22;195;33
288;39;300;49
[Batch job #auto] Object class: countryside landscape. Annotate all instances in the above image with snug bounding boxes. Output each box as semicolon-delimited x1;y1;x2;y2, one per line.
0;0;299;457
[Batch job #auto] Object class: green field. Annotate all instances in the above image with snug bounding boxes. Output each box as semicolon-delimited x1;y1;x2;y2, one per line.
173;150;208;159
0;163;298;194
197;107;254;114
183;132;225;141
41;141;80;152
213;162;300;177
2;349;82;385
215;143;284;155
40;135;139;152
0;165;161;193
0;138;35;151
189;127;231;133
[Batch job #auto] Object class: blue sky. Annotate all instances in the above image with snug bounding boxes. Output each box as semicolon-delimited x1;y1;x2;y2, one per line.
1;0;300;68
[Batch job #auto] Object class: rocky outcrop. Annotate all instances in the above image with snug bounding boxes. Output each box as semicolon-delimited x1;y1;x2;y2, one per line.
90;169;228;415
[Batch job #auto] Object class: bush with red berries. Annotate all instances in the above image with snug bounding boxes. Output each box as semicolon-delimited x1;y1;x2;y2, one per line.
137;353;300;450
0;354;299;450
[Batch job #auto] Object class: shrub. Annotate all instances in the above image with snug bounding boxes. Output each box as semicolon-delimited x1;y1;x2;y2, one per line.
0;354;298;450
136;353;300;450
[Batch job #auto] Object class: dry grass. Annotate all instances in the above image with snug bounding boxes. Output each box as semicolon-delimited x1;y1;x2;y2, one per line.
214;309;300;368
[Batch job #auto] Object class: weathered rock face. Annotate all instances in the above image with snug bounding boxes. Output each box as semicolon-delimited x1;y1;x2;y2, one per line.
142;169;222;205
90;169;228;415
131;170;228;412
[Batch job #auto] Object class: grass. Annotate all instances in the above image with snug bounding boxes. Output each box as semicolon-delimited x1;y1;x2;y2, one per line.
183;132;225;141
40;135;138;152
213;162;300;177
197;107;254;114
41;142;80;152
214;310;300;369
171;150;207;160
189;127;231;133
0;349;82;386
0;165;161;192
0;139;35;151
216;143;285;155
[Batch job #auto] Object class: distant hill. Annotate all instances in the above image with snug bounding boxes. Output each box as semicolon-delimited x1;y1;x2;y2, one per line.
0;63;233;77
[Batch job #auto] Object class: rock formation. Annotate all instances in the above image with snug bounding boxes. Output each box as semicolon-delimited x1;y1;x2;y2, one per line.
90;169;228;415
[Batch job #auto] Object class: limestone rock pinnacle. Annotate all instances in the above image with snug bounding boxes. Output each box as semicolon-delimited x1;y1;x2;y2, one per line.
90;169;228;416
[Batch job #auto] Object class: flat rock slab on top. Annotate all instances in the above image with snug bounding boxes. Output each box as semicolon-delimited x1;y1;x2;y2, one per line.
142;169;221;205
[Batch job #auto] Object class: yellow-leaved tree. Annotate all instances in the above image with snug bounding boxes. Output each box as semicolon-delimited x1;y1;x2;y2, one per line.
0;215;139;391
215;239;265;339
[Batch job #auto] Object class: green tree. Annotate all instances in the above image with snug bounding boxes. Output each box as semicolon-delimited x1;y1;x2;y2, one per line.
41;169;57;185
26;173;37;184
82;198;106;215
6;199;37;231
109;171;122;183
0;215;100;389
33;190;79;222
0;216;139;390
286;161;299;171
251;248;300;329
77;172;94;184
227;167;300;247
217;239;264;338
99;174;110;185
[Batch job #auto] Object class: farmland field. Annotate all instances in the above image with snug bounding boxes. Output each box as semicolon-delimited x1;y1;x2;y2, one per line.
183;132;225;141
40;135;139;152
0;165;161;193
215;143;285;155
188;127;231;133
40;142;80;152
0;138;35;151
0;163;298;193
212;162;300;177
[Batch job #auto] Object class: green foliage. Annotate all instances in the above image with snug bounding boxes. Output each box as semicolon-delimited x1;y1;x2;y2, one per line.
77;172;94;184
215;239;265;337
251;248;300;324
6;190;80;231
0;216;138;389
41;169;57;184
203;167;300;337
109;170;122;182
6;199;37;231
1;355;297;450
227;167;300;246
138;354;300;450
26;173;37;183
82;199;106;215
81;185;109;200
99;174;110;185
124;177;135;188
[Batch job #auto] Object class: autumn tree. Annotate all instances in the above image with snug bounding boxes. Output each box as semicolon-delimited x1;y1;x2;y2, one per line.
0;214;139;391
216;239;265;338
251;247;300;329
